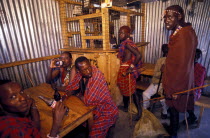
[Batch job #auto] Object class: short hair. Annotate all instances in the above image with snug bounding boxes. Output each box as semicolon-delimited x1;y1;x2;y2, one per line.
195;48;202;59
0;80;12;100
166;5;185;22
75;56;90;70
0;80;11;86
120;26;131;34
61;51;72;59
162;44;168;52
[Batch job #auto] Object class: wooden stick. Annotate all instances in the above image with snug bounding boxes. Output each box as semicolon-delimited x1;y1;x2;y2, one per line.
22;65;35;87
129;73;132;126
141;84;210;103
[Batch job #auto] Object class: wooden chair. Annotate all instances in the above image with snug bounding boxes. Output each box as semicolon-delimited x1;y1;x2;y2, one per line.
195;95;210;128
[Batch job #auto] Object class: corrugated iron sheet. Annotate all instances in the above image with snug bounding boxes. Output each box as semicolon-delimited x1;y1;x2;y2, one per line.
0;0;62;88
141;0;210;78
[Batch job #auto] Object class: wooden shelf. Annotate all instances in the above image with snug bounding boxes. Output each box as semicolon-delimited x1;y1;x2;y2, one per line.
66;13;102;21
59;0;144;49
62;0;82;5
109;6;144;16
60;48;118;53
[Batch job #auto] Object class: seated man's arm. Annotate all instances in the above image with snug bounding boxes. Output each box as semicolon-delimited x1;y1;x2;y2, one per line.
46;59;60;84
49;102;67;137
28;98;40;130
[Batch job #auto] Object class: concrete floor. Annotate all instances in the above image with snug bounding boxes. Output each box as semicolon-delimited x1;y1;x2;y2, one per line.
114;97;210;138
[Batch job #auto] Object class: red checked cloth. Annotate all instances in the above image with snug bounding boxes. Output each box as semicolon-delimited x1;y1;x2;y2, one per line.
66;66;118;138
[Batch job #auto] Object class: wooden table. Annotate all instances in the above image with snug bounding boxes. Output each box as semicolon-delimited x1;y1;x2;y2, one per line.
139;63;155;76
24;83;95;138
136;63;155;90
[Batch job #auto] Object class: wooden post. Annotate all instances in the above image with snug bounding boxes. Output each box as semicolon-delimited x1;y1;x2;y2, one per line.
102;8;110;50
141;3;146;42
80;19;86;48
59;0;69;48
140;3;146;62
127;13;131;28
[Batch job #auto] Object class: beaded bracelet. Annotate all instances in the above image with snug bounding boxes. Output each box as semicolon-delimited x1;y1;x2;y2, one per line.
47;133;59;138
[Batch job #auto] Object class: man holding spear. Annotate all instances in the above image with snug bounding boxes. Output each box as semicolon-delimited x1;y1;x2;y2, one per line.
162;5;198;137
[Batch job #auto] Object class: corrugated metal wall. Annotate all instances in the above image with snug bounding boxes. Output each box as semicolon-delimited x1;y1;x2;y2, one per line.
0;0;210;89
140;0;210;78
0;0;62;88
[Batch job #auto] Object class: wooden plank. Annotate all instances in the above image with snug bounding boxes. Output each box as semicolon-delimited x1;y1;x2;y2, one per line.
83;35;103;40
63;0;82;5
59;0;69;48
109;6;144;16
66;13;102;21
102;8;110;50
68;31;101;36
127;13;131;28
79;19;86;48
60;48;118;53
0;55;60;69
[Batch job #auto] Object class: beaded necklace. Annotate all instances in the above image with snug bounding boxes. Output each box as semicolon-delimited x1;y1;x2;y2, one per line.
172;26;182;37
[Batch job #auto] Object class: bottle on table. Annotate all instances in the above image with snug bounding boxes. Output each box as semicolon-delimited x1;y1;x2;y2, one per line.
53;87;61;101
38;95;69;115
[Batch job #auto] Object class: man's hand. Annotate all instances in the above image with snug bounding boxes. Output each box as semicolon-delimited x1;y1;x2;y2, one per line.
50;58;61;68
52;102;67;125
26;96;40;130
172;94;178;100
50;102;67;137
122;67;133;76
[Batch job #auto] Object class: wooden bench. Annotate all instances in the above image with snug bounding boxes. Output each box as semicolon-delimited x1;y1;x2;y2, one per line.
136;80;150;91
195;95;210;128
136;63;155;91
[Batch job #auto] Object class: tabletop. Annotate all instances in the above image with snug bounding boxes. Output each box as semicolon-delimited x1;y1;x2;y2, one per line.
139;63;155;76
24;83;95;138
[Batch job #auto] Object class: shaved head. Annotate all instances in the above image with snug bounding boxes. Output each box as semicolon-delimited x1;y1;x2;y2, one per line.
119;26;131;34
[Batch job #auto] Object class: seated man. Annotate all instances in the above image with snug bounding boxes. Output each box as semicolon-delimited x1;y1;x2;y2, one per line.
183;48;206;125
46;52;76;91
66;56;119;138
0;80;67;138
194;48;206;101
142;44;168;119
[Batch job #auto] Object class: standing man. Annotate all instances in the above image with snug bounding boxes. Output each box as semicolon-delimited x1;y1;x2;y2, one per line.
162;5;197;137
66;56;118;138
117;26;142;120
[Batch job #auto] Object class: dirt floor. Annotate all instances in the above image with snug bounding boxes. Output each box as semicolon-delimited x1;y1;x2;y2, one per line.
114;97;210;138
65;94;210;138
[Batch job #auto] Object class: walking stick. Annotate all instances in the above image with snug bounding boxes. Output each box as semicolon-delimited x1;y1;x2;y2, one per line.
150;72;162;112
150;72;163;112
129;73;132;126
156;72;163;95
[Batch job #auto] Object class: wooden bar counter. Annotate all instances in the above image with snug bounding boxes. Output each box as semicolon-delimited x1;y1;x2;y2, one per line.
24;83;95;138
